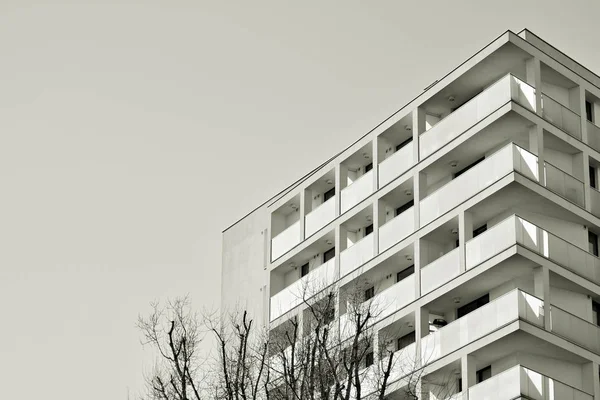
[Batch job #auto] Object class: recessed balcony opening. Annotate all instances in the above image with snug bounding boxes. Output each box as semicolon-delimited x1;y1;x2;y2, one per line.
339;204;375;278
339;244;415;321
340;142;374;213
585;91;600;152
304;168;336;237
419;42;531;134
419;217;460;294
378;114;414;187
269;229;335;321
421;360;462;399
268;318;297;357
379;179;415;252
540;62;581;140
270;194;302;261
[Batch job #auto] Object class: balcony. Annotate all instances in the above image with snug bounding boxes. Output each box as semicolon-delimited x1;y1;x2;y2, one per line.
467;365;592;400
591;187;600;218
587;120;600;152
379;206;415;252
341;170;374;213
541;93;582;140
305;197;336;237
420;143;539;226
271;221;302;261
340;233;375;278
421;289;544;363
420;248;460;295
420;74;536;159
378;143;414;187
543;162;585;207
550;304;600;353
270;258;335;321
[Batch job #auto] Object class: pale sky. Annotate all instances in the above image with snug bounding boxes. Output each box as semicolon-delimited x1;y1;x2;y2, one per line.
1;1;600;399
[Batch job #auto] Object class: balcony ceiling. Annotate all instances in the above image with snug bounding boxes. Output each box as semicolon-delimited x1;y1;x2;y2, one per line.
308;168;335;194
541;62;578;89
343;142;373;171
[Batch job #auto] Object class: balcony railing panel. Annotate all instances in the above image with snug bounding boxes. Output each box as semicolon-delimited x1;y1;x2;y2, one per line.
466;215;517;270
270;258;335;321
341;170;374;213
587;121;600;152
379;206;415;252
468;365;521;400
271;220;302;261
543;162;585;206
421;290;543;363
541;94;582;140
420;248;460;294
305;197;336;237
550;305;600;353
340;233;375;278
378;143;415;187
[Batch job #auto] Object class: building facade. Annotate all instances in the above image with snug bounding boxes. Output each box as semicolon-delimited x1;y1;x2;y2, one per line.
221;29;600;398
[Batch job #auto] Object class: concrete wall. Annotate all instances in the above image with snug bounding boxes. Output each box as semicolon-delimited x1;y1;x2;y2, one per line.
542;81;571;107
551;286;592;322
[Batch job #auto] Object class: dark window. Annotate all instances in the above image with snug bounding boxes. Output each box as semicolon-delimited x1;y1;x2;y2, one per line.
593;301;600;326
324;187;335;202
397;331;415;351
364;286;375;301
323;306;335;325
395;137;413;151
473;224;487;238
365;224;373;237
458;378;462;392
365;163;373;173
396;199;414;216
457;294;490;318
586;101;594;123
365;352;374;367
453;157;485;179
476;366;492;383
590;166;597;189
589;231;599;257
323;247;335;263
397;265;414;282
301;263;309;277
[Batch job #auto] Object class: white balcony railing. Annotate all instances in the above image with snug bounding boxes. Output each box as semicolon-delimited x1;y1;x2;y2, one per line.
305;197;336;237
419;143;539;226
270;258;335;321
541;94;582;140
587;120;600;152
420;248;460;295
421;289;544;363
420;74;536;159
341;170;375;213
340;233;375;278
379;206;415;252
550;304;600;353
378;143;414;187
271;220;302;261
468;365;592;400
543;162;585;206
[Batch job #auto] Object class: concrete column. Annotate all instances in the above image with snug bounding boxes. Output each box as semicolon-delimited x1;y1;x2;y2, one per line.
373;136;384;191
533;266;551;330
459;211;473;273
335;163;346;216
373;198;386;255
414;237;427;298
571;85;588;143
414;171;428;229
460;355;476;397
528;124;545;184
526;57;542;116
582;362;600;398
415;378;430;400
299;189;310;240
413;107;426;162
415;307;430;367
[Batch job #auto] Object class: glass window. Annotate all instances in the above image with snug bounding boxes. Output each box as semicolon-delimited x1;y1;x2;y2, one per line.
323;247;335;263
395;199;414;216
323;187;335;202
300;263;309;277
365;352;374;367
365;163;373;173
476;366;492;383
397;265;414;282
590;166;597;189
364;224;373;237
589;231;598;256
593;301;600;326
457;294;490;318
586;101;594;123
364;286;375;301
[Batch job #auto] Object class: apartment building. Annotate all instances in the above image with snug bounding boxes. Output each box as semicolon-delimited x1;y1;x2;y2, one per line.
221;29;600;399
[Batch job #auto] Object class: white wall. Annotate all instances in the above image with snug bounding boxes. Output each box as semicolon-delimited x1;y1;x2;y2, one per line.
542;81;571;107
489;276;534;301
544;147;575;175
551;286;592;321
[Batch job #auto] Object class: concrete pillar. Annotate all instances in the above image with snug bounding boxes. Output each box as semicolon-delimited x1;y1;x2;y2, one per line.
335;163;346;216
299;189;310;240
582;362;600;398
373;198;386;255
414;237;428;298
414;171;428;229
459;211;473;273
526;57;542;116
571;85;588;143
461;355;476;397
582;153;593;212
373;136;384;191
415;307;430;368
529;124;545;184
533;266;551;330
413;107;426;162
415;378;430;400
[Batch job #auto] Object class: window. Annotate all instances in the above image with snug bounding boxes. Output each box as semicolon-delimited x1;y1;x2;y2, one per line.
589;231;598;257
365;162;373;173
364;286;375;301
473;224;487;238
593;301;600;326
323;247;336;263
324;187;335;202
590;166;597;189
586;100;594;123
397;265;414;282
364;224;373;237
457;293;489;318
476;366;492;383
301;263;309;277
396;199;414;216
395;137;413;151
365;352;374;367
453;157;485;178
397;331;415;351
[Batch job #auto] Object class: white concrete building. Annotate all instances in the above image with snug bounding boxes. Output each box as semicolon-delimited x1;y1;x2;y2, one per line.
221;29;600;399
